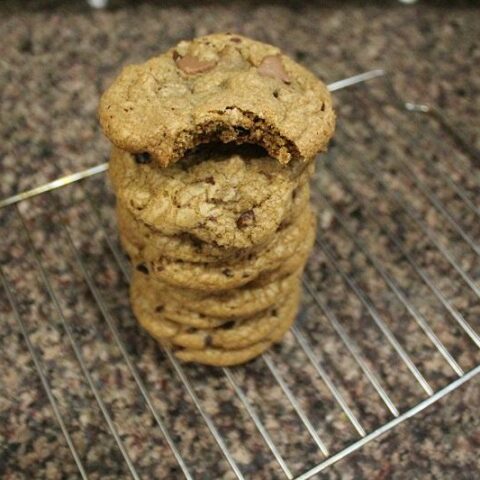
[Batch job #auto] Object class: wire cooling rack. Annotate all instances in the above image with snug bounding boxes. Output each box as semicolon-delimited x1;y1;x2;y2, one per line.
1;71;479;479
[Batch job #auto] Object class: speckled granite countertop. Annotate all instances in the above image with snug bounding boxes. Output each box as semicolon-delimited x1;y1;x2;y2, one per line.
1;1;479;479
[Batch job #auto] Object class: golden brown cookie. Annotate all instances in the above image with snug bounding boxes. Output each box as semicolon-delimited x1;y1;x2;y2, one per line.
130;270;298;330
116;182;310;264
149;270;302;320
130;271;229;329
99;33;335;167
173;299;299;366
174;340;274;367
109;144;313;249
130;272;300;351
126;206;316;291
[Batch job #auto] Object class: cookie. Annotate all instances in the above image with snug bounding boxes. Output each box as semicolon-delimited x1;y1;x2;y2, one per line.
173;300;299;366
151;270;301;319
116;182;310;264
99;33;335;167
173;287;299;350
130;272;300;350
109;144;313;249
130;271;234;329
127;206;316;291
174;340;274;367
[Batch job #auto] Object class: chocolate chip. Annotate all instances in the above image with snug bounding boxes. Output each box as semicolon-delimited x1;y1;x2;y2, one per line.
172;50;181;60
222;268;234;277
155;305;164;313
204;176;215;185
273;90;279;99
189;234;205;249
277;220;289;231
258;54;291;84
236;210;255;229
176;54;217;74
230;37;242;43
320;103;325;111
134;152;151;164
205;335;213;347
271;309;278;316
234;126;249;137
136;263;149;274
221;321;235;330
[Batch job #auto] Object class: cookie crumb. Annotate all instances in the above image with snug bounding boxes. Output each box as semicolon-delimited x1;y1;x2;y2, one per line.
222;268;234;277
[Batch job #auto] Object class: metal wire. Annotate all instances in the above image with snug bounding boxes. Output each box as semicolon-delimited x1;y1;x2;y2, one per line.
302;279;399;418
360;88;480;227
350;91;480;257
0;163;108;210
59;218;194;480
223;368;294;479
291;326;366;437
0;268;89;480
315;235;434;396
14;207;141;480
315;190;463;377
1;71;479;479
296;364;480;480
330;166;480;350
341;126;480;300
262;353;330;457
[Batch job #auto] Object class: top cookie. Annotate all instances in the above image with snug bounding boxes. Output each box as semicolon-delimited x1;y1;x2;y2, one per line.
99;33;335;167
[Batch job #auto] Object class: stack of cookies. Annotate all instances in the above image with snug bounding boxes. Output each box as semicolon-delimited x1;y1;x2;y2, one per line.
99;34;335;366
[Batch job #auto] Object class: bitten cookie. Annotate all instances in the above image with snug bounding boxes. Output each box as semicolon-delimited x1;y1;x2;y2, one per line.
110;144;313;249
99;33;335;167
